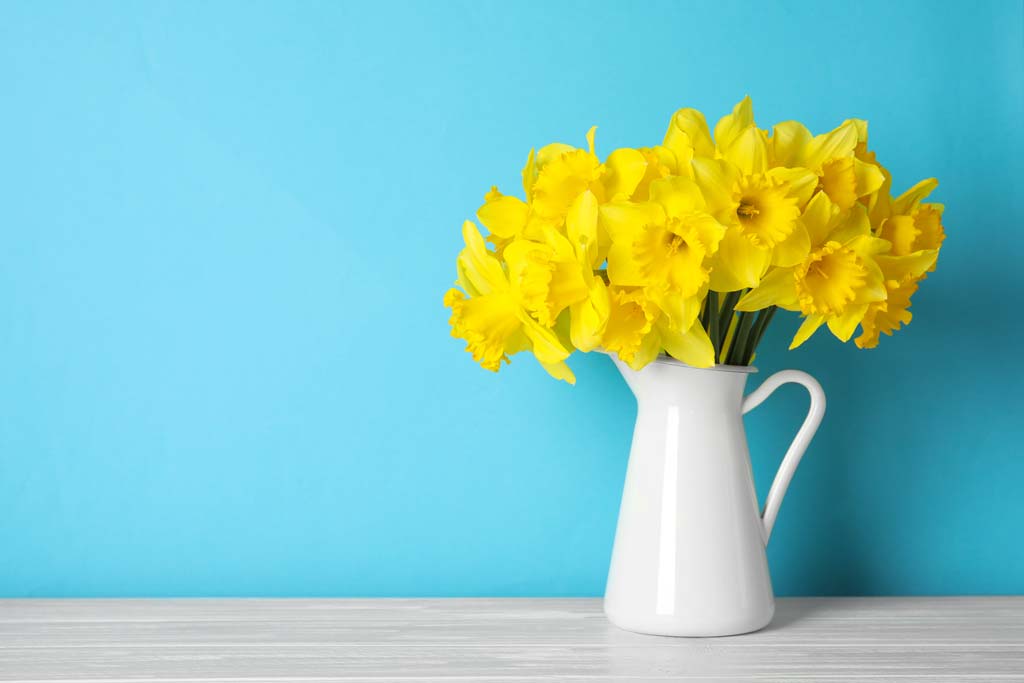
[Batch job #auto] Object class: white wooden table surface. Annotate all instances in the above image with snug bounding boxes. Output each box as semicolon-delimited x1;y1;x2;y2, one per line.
0;598;1021;681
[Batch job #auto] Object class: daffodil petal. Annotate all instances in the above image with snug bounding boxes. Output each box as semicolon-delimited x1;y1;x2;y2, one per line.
658;318;715;368
569;279;610;352
767;166;818;208
566;190;599;256
454;255;482;297
724;125;768;176
860;263;888;303
647;286;704;330
599;201;664;242
446;290;522;371
477;192;529;239
690;212;727;254
892;178;939;215
521;148;537;199
603;148;647;200
772;219;811;267
827;304;869;342
711;227;772;290
771;120;812;166
853;158;886;198
713;95;754;152
518;312;570;364
664;108;715;158
691;157;740;222
876;250;939;281
539;360;576;384
829;203;872;244
790;314;825;349
649;176;706;217
459;221;508;295
708;262;748;293
803;121;858;169
846;233;892;259
736;266;799;311
586;126;597;156
628;328;662;370
801;192;839;246
878;214;918;256
536;142;575;169
602;287;657;364
607;242;649;287
843;118;869;144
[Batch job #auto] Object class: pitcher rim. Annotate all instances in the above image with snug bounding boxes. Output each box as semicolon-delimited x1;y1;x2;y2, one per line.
651;354;758;374
604;351;758;374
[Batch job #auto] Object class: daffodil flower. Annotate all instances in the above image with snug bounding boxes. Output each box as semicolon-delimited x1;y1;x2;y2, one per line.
735;192;889;348
476;186;528;252
602;176;726;329
855;248;938;349
601;286;714;370
875;179;946;262
525;128;607;222
445;221;576;383
480;129;654;254
630;146;679;201
503;191;611;352
662;107;714;175
446;97;947;380
681;98;818;291
770;118;887;212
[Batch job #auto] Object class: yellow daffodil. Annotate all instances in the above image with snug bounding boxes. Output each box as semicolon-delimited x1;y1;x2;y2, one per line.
733;173;802;248
630;146;677;201
486;129;657;254
683;98;818;291
662;107;713;175
477;129;604;251
564;191;612;350
602;286;714;370
526;128;606;221
446;98;947;380
854;278;919;350
847;118;893;222
855;248;938;349
504;232;588;326
876;179;946;261
735;193;889;348
476;186;528;252
770;118;887;211
602;176;726;328
601;286;659;367
504;191;611;351
445;221;576;382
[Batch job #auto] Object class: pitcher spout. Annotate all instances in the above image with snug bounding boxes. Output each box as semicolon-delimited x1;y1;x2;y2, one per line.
610;353;755;410
610;356;645;397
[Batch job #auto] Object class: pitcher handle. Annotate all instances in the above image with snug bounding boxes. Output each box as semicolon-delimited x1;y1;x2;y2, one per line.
742;370;826;543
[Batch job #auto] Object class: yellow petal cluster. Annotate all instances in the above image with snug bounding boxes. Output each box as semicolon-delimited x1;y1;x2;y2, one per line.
445;98;947;382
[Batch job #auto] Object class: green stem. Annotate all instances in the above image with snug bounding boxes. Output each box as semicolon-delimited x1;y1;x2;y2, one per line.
707;290;720;363
725;311;756;365
699;296;711;331
716;290;741;352
743;306;778;365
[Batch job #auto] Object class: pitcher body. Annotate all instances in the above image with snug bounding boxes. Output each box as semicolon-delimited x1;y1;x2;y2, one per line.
605;356;825;637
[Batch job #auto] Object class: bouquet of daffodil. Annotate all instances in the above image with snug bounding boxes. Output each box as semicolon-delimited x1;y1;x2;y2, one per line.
444;97;945;384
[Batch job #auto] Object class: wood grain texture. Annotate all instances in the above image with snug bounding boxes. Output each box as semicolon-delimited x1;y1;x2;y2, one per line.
0;597;1021;681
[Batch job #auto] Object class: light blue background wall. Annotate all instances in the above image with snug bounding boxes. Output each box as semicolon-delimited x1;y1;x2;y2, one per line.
1;0;1021;597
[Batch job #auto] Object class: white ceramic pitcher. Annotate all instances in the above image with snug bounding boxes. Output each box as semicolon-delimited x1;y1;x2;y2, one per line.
605;355;826;637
